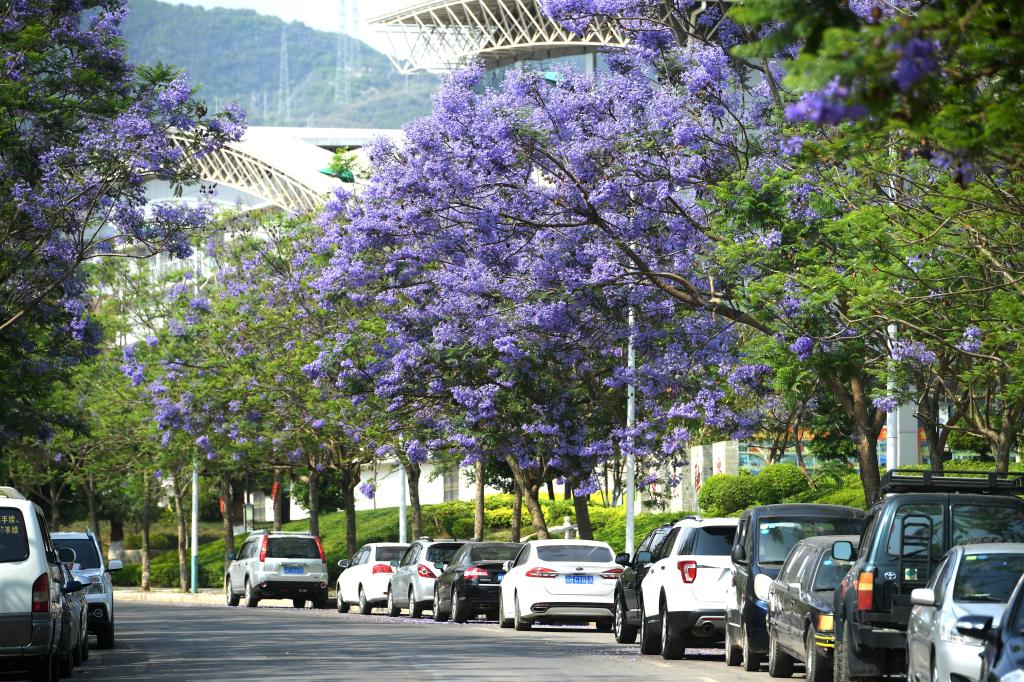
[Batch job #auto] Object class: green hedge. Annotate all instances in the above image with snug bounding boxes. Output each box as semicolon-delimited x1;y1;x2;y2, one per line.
698;473;758;516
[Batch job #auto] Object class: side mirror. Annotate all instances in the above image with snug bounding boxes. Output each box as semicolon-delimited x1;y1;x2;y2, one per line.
434;561;445;571
754;573;774;602
910;588;936;607
731;544;747;564
226;552;236;561
503;560;513;572
955;615;995;643
64;580;83;593
614;552;630;566
832;541;854;562
635;551;653;566
389;560;399;568
57;547;77;565
107;560;123;572
337;559;350;569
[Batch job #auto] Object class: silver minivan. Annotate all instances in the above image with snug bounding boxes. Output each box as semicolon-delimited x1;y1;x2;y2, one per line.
225;530;329;608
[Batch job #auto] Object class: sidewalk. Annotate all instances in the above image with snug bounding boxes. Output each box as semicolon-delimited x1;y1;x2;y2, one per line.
114;587;225;605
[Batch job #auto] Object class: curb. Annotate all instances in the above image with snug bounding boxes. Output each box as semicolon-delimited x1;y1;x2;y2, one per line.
114;588;225;605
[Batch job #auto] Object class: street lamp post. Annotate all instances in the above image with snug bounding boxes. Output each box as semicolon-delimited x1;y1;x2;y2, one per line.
190;459;199;594
398;461;408;543
625;306;637;556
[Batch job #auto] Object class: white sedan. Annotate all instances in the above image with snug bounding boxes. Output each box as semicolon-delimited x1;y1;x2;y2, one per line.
498;539;621;631
336;542;408;614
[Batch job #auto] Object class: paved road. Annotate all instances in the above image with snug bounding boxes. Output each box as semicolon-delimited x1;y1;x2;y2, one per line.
22;602;789;681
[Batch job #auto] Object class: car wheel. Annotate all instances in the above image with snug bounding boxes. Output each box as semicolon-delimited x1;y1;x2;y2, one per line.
409;588;424;618
742;624;763;672
768;628;794;677
58;637;73;678
243;579;259;608
930;651;938;682
660;602;684;660
513;594;532;631
292;598;306;609
805;626;831;682
386;588;400;617
638;603;661;655
80;626;89;663
225;577;240;607
596;620;613;633
432;589;449;622
358;587;373;615
451;590;467;623
96;620;114;650
724;620;742;667
28;652;54;682
614;594;638;644
834;622;852;682
498;591;513;629
336;585;350;613
72;628;83;667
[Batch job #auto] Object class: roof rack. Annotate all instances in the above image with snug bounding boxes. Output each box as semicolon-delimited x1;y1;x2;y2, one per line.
0;486;26;500
248;529;315;536
881;469;1024;495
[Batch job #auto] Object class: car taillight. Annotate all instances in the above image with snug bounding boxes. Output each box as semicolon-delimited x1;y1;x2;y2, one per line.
678;560;697;584
856;570;874;611
31;574;49;613
258;535;268;562
525;567;557;578
601;567;624;580
464;566;489;579
314;536;326;562
417;564;435;579
372;563;394;574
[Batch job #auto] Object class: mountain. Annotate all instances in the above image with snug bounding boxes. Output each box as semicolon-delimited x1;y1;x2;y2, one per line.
122;0;438;129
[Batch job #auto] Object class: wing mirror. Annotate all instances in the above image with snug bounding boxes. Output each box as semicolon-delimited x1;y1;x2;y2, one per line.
910;588;936;607
503;560;513;572
635;551;653;566
337;559;350;569
227;552;236;561
955;615;996;643
731;544;747;564
832;541;855;562
64;579;83;593
107;559;123;571
389;560;399;568
753;573;774;602
614;552;630;566
434;561;445;572
57;547;77;565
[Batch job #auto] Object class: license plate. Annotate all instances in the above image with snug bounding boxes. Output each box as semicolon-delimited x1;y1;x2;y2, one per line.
283;565;304;575
565;575;593;585
496;573;505;582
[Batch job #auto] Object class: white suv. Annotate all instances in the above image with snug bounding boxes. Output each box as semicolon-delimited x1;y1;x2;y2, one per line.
0;486;81;681
225;530;329;608
51;530;122;650
639;516;739;659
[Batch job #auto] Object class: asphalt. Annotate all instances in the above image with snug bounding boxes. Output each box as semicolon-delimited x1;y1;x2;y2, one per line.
7;602;780;681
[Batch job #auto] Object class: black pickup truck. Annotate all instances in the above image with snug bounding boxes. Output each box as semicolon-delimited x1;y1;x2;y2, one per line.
832;469;1024;681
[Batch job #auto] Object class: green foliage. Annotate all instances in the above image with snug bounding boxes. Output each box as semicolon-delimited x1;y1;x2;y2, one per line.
592;511;682;554
697;474;758;516
753;464;810;504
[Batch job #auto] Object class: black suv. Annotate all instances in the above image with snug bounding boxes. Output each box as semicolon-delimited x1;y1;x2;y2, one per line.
725;503;866;672
610;522;676;643
832;469;1024;681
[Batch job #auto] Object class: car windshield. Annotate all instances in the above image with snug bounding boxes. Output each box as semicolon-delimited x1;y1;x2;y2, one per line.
953;505;1024;546
375;546;406;562
692;526;736;556
425;544;461;563
536;544;613;563
0;508;29;563
812;552;855;591
954;553;1024;603
52;537;101;569
758;518;864;565
266;537;320;559
469;544;520;562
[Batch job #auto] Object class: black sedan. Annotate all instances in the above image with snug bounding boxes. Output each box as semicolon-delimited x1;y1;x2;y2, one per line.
610;522;674;644
432;542;522;622
956;573;1024;681
760;535;859;682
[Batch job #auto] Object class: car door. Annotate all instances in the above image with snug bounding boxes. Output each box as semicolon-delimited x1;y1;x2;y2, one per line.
729;514;752;636
625;529;662;620
394;544;418;605
777;547;810;650
501;544;530;614
909;554;952;678
641;527;681;615
340;547;366;603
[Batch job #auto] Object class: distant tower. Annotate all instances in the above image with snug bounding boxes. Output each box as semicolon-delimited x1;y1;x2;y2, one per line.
334;0;360;105
279;25;291;123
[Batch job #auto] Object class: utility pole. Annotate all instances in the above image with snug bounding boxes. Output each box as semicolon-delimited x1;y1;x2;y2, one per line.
278;25;290;123
190;462;199;593
625;306;637;556
398;462;408;543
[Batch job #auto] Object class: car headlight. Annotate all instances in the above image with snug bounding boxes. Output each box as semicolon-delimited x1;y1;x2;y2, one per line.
941;618;982;645
817;614;834;633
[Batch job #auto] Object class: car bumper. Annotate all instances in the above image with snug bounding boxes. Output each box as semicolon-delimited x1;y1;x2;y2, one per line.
665;609;726;638
937;639;985;681
86;602;109;630
460;583;501;609
525;601;614;622
253;580;328;600
0;615;55;662
851;621;906;650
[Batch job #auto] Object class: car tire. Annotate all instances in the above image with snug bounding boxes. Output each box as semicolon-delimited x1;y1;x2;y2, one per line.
614;594;638;644
292;598;305;609
742;624;762;672
432;589;449;622
58;638;73;678
28;652;54;682
72;629;83;667
386;588;400;617
805;626;831;682
225;577;240;607
337;586;350;613
660;602;684;660
724;620;742;667
96;620;114;650
596;620;613;633
80;628;89;663
498;591;513;628
513;595;532;631
451;590;468;623
243;579;259;609
358;587;373;615
834;622;852;682
638;604;661;655
409;588;424;619
768;629;794;678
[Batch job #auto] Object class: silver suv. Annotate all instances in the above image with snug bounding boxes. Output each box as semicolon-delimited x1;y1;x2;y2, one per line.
225;530;328;608
51;530;122;650
387;538;464;618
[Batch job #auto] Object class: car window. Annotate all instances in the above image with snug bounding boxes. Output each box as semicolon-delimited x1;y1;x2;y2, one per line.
375;546;406;562
954;553;1024;604
691;526;736;556
953;505;1024;546
778;546;806;583
637;530;657;554
647;528;670;559
52;538;101;569
400;545;417;566
929;555;953;603
0;508;29;563
244;540;256;559
886;504;943;560
36;513;56;564
536;544;613;563
657;529;680;560
812;549;855;591
758;517;864;565
469;544;520;562
266;537;319;559
512;545;530;568
425;544;461;564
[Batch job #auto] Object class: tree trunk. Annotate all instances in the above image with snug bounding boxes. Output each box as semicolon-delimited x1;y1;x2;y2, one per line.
504;455;549;538
510;486;523;543
141;471;151;592
339;464;359;558
220;477;235;577
307;468;320;537
826;372;883;505
171;475;188;592
110;518;124;544
572;491;594;540
273;469;284;531
473;459;485;541
406;462;422;538
548;480;556;501
47;480;61;530
85;478;99;538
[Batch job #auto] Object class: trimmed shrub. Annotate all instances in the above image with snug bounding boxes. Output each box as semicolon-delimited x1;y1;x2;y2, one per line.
111;563;141;587
450;517;476;540
698;474;757;517
544;500;575;525
754;464;810;504
593;511;681;554
485;507;530;529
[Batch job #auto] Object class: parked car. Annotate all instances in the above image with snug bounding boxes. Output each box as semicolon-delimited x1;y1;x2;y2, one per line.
955;573;1024;681
432;542;522;622
637;516;738;659
0;486;81;681
225;530;329;609
907;543;1024;682
724;503;866;672
51;530;121;650
57;562;89;670
387;538;464;618
760;535;859;682
335;543;408;614
610;522;675;644
832;469;1024;681
498;539;620;631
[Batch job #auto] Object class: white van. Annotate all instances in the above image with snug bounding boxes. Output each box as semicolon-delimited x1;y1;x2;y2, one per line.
0;486;79;681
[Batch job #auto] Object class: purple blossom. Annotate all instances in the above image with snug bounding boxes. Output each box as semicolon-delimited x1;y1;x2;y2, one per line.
956;325;982;354
359;481;376;499
890;38;939;92
785;77;868;125
872;395;898;412
890;339;937;365
789;336;814;360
